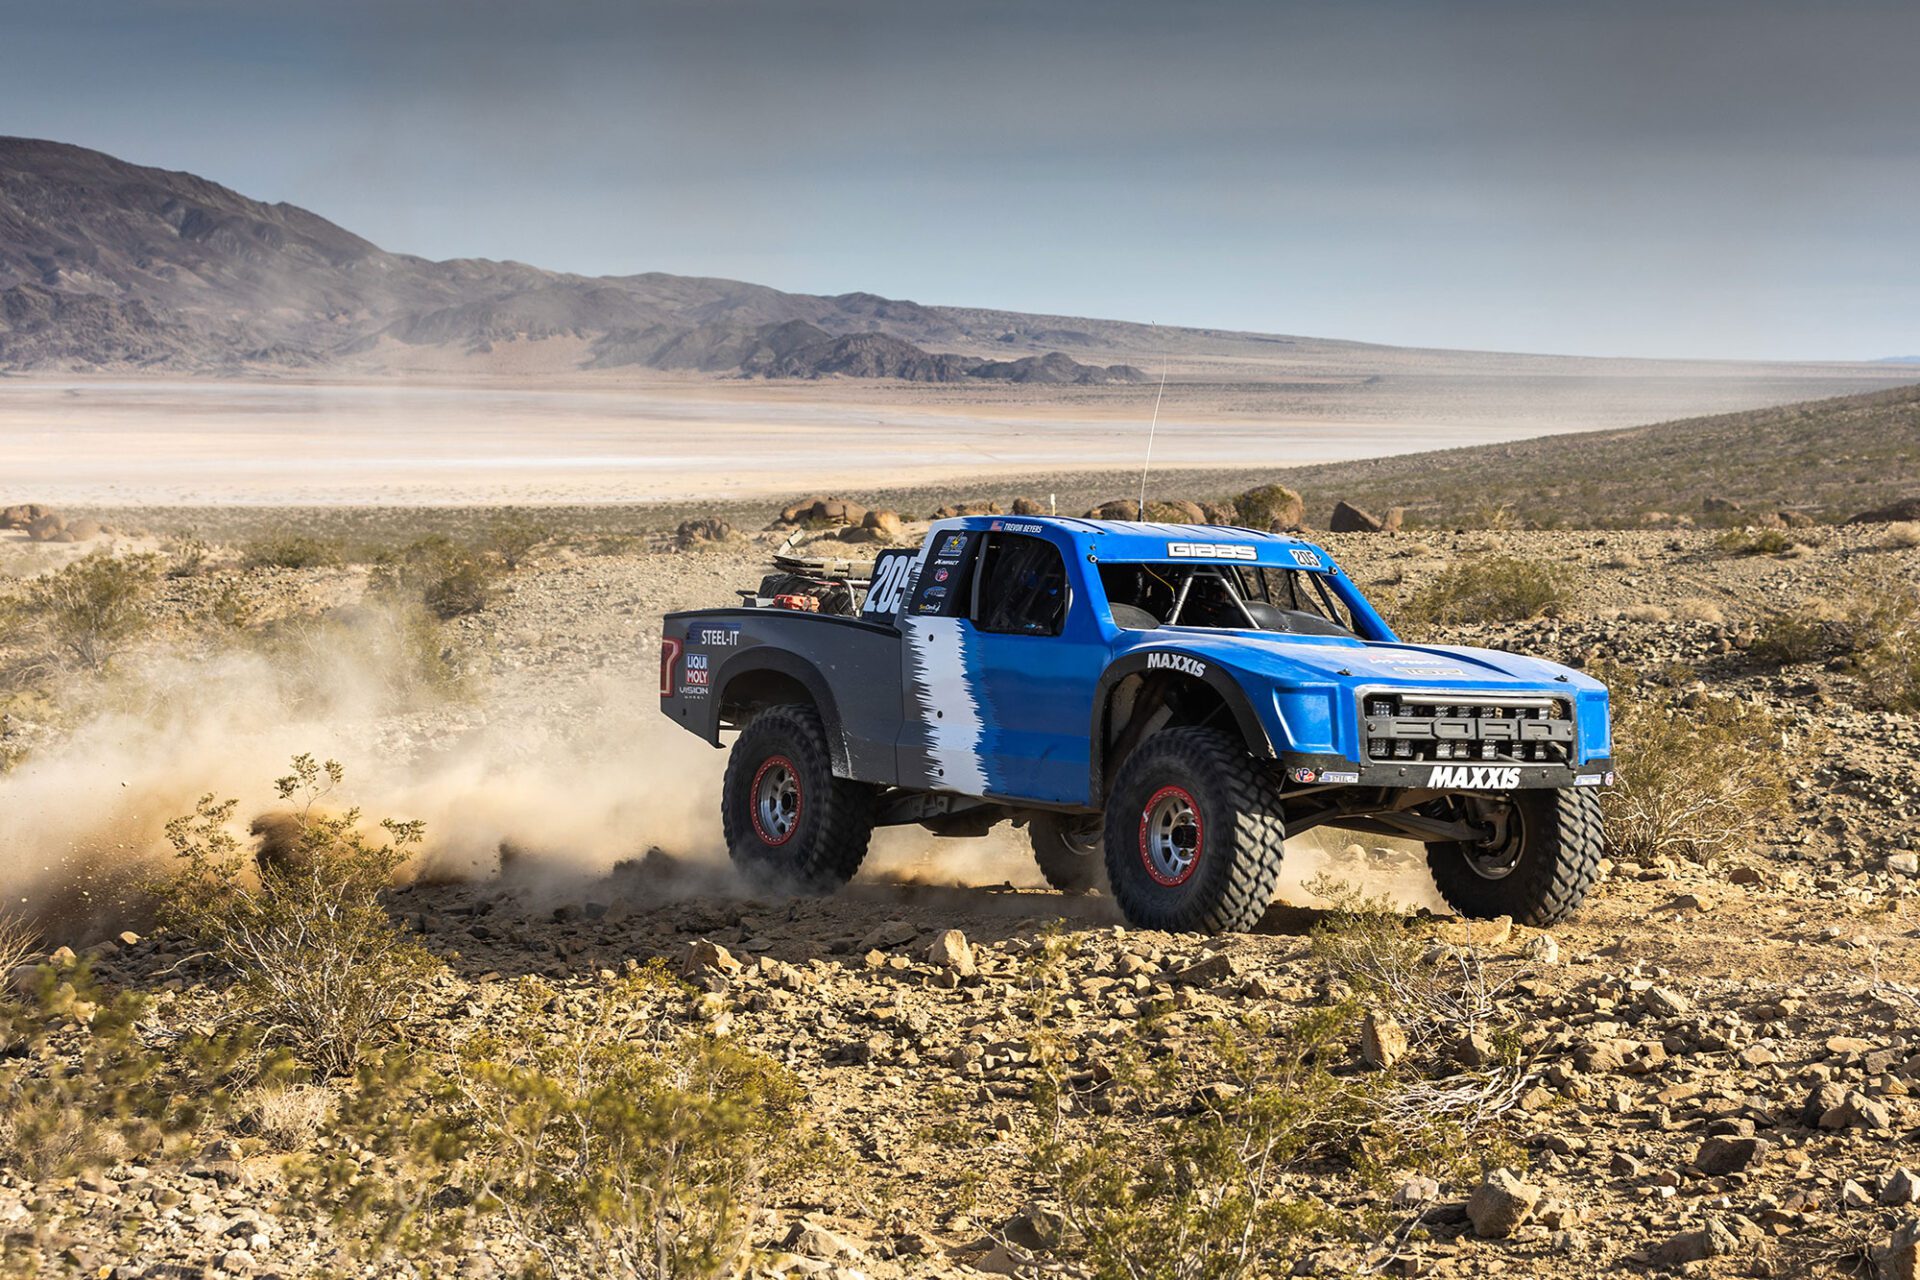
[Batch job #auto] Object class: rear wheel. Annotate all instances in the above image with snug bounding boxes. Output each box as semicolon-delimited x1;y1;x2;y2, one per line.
1102;728;1287;933
723;704;874;892
1029;813;1105;894
1424;787;1602;925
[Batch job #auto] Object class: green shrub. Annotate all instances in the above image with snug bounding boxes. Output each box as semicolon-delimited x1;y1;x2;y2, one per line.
371;535;499;619
318;970;817;1278
483;514;552;570
244;533;344;570
1750;579;1920;711
23;551;161;670
0;962;257;1178
1714;527;1795;557
1600;675;1788;863
159;754;437;1076
1399;555;1571;630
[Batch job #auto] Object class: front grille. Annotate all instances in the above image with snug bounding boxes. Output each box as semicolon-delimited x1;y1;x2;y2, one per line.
1362;692;1574;765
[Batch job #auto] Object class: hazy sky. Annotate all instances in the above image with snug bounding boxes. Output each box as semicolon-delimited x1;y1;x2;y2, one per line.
3;0;1916;360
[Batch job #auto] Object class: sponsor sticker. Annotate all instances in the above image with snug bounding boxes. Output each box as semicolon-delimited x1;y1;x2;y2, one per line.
695;626;741;647
1146;651;1206;677
1320;770;1360;785
1289;766;1319;784
990;520;1044;534
1391;665;1468;678
682;651;711;696
1167;541;1257;561
1574;773;1605;787
1427;765;1521;789
934;533;969;561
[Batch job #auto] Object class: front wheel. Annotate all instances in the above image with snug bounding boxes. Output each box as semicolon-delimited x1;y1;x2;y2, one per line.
1424;787;1603;926
1102;728;1287;933
722;704;874;892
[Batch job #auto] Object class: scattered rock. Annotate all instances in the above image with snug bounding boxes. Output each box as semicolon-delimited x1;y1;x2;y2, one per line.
674;517;736;549
1328;500;1403;533
923;929;976;977
1846;497;1920;525
1692;1135;1769;1176
682;939;742;978
1466;1167;1540;1238
1884;1169;1920;1206
1647;1216;1738;1269
1360;1010;1408;1070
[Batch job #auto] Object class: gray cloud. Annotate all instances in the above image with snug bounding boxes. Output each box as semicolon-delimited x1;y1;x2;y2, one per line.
2;0;1915;358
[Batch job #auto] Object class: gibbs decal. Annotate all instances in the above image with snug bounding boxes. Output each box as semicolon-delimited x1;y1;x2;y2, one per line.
1167;542;1256;561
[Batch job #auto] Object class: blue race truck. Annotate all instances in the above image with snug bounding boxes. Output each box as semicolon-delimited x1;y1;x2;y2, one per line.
661;516;1613;934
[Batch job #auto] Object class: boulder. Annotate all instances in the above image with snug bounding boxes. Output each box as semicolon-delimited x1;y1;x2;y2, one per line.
1233;484;1305;532
1083;500;1139;521
1329;500;1403;533
61;517;103;541
841;509;905;544
0;503;54;530
1702;496;1743;514
1201;501;1238;525
1466;1167;1540;1238
1846;497;1920;525
26;513;65;542
1142;499;1207;524
1010;497;1046;516
779;495;830;523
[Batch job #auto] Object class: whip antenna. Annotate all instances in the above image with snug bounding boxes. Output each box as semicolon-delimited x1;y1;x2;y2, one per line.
1137;343;1169;520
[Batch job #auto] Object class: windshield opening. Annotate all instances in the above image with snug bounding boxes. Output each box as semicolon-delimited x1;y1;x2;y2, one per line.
1098;562;1356;636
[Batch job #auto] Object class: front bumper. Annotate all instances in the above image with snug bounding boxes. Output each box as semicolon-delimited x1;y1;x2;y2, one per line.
1279;750;1615;791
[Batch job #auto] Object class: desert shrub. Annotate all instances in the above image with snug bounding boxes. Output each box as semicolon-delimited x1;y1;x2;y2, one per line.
257;602;469;710
1621;603;1670;624
159;754;437;1075
1601;676;1788;863
1749;578;1920;710
21;551;161;671
0;964;255;1178
1671;596;1725;625
484;514;552;570
1029;1008;1367;1280
1714;527;1795;557
1399;555;1570;630
371;535;499;619
163;536;211;577
319;970;817;1278
244;533;344;570
0;911;35;981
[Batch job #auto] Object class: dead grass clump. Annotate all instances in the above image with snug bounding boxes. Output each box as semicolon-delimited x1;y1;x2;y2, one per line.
1750;579;1920;710
1621;604;1671;624
1883;522;1920;550
241;1082;334;1151
159;754;438;1076
1601;676;1789;863
1400;555;1572;630
1672;597;1725;625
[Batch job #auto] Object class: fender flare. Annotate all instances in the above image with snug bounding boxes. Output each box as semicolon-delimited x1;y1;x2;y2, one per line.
1087;650;1275;805
712;648;852;774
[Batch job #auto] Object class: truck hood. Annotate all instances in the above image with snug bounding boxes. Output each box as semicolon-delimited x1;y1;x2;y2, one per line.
1118;630;1603;695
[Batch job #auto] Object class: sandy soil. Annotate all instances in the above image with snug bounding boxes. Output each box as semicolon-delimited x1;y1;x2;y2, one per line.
2;363;1912;506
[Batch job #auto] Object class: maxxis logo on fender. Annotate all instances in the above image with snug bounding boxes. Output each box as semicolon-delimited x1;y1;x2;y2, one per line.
1146;651;1207;677
1428;765;1521;789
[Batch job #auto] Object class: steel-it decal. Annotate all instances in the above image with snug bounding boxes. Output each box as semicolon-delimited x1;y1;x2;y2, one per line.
694;625;741;647
1167;542;1256;560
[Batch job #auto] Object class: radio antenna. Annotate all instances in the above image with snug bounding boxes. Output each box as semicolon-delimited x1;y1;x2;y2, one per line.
1137;342;1169;521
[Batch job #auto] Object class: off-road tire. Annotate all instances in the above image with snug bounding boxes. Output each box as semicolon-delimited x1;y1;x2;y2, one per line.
1029;813;1105;894
722;703;874;892
1102;727;1287;933
1425;787;1602;926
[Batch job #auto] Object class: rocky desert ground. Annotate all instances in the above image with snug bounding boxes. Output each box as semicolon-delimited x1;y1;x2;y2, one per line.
1;479;1918;1280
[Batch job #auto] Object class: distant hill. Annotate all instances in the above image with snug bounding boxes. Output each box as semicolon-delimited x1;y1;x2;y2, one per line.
0;137;1143;381
1261;383;1920;527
